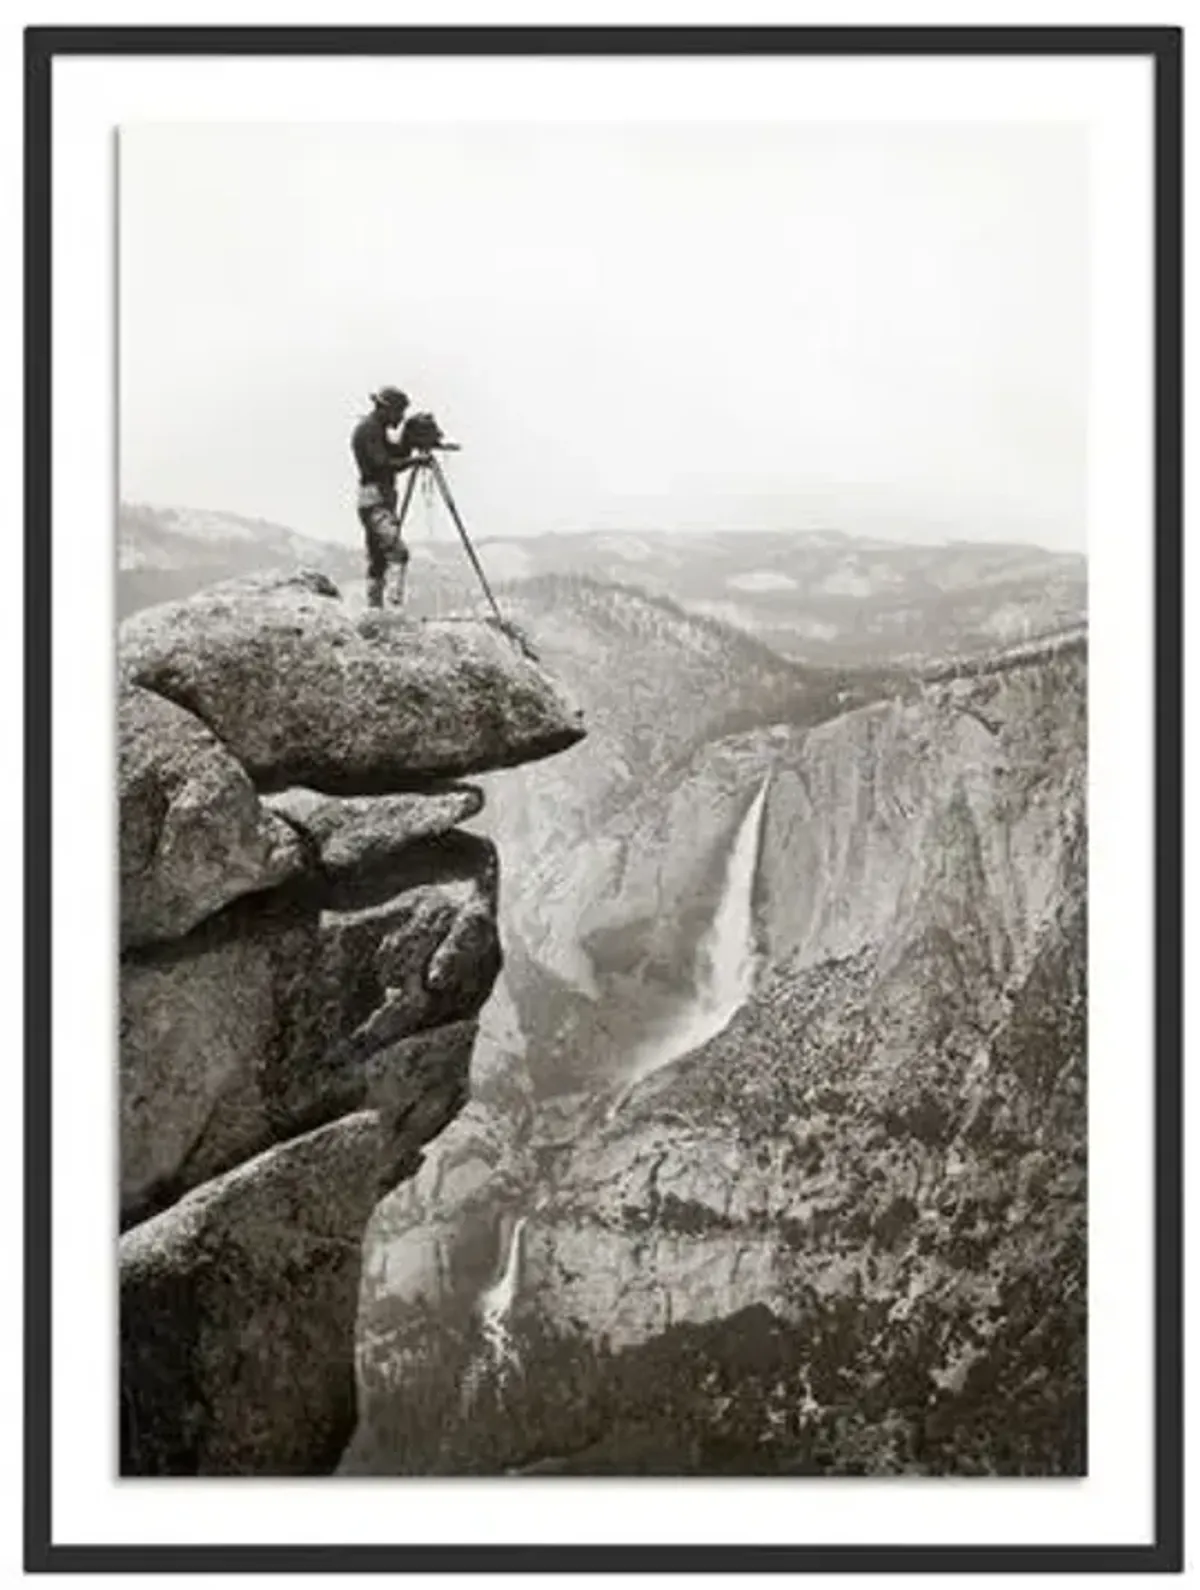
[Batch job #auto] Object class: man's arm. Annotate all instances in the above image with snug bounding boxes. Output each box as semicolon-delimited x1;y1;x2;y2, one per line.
386;440;420;469
381;418;416;466
356;416;420;474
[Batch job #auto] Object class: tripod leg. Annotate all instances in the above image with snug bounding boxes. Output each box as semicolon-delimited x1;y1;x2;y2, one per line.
392;464;420;550
427;456;505;625
386;463;421;607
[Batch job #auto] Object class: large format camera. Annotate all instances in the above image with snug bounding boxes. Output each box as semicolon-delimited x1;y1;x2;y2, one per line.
400;411;458;453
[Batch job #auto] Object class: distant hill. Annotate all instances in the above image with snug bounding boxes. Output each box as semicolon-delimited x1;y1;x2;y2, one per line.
117;507;1085;668
428;528;1086;667
117;503;361;618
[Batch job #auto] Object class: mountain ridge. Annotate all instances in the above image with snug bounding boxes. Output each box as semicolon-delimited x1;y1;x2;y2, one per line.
118;503;1085;667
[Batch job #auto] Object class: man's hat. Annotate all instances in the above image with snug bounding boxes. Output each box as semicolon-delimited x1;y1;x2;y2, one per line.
371;385;410;411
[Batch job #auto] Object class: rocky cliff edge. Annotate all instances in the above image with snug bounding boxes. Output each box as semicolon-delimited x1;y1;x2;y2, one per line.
117;572;584;1475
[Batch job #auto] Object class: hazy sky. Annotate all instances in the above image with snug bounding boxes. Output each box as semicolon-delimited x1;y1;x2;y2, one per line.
119;122;1087;550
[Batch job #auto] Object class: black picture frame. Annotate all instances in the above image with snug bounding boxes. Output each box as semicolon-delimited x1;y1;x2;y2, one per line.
24;23;1183;1575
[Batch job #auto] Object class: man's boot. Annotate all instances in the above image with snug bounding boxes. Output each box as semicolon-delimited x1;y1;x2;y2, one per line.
366;575;385;609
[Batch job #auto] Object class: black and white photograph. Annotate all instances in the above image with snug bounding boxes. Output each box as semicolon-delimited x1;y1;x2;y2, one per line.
25;23;1181;1575
116;115;1091;1483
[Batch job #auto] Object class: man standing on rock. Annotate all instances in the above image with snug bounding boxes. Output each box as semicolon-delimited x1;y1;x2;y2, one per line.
351;386;423;608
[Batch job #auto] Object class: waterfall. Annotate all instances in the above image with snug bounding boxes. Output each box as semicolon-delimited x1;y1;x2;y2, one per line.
460;775;770;1406
478;1214;527;1372
610;774;771;1114
459;1213;528;1412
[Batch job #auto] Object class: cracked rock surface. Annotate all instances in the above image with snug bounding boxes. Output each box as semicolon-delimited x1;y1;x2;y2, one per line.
117;573;584;1475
